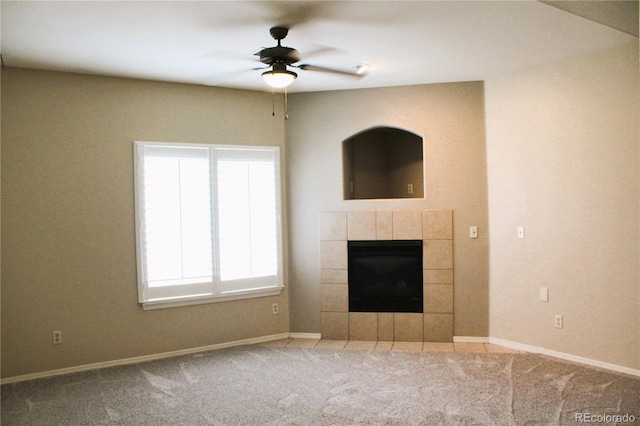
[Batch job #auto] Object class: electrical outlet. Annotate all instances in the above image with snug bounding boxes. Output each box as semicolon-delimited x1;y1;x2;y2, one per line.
272;303;279;315
407;184;413;194
53;330;62;345
554;315;563;329
469;226;478;239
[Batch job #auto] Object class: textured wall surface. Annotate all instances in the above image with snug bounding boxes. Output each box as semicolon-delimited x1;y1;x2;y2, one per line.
1;68;289;378
286;82;489;338
486;43;639;369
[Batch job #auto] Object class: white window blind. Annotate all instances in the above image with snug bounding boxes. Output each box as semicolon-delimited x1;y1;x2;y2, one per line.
134;142;283;308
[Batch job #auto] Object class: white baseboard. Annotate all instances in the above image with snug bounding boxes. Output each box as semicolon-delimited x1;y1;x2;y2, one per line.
289;332;322;340
4;333;638;384
1;333;292;385
453;336;489;344
451;336;639;377
489;337;640;378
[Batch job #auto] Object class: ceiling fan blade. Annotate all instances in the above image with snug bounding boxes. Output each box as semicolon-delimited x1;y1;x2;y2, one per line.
199;50;263;66
298;44;346;62
297;64;368;78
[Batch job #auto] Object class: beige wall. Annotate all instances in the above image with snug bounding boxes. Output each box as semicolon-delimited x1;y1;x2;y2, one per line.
286;82;489;337
386;132;424;199
1;68;289;378
485;43;639;369
5;42;637;379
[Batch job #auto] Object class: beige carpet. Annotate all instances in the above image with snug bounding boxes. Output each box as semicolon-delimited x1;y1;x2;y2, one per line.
2;344;639;425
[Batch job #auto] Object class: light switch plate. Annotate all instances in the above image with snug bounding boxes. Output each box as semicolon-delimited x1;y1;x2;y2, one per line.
517;226;525;239
540;287;548;302
469;226;478;239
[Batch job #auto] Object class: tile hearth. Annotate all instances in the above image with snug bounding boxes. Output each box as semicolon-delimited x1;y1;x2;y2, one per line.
260;338;522;354
320;210;454;342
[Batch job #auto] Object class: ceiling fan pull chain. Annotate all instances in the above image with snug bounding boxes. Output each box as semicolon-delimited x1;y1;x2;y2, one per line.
285;87;289;121
272;87;275;117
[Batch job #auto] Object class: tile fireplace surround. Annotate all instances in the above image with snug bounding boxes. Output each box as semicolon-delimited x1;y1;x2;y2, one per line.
320;210;454;342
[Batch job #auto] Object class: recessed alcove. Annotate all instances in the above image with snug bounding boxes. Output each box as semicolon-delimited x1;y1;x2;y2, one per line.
343;127;424;200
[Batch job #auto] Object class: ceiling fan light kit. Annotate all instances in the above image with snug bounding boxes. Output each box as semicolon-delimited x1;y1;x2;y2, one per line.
262;63;297;88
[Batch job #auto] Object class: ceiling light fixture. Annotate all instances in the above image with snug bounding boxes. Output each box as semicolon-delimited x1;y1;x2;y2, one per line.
262;63;297;88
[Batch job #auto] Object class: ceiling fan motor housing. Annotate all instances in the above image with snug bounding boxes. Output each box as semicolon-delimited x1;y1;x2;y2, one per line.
259;46;300;66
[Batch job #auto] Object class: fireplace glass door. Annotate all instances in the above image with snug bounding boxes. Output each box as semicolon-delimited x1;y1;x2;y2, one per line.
348;240;423;313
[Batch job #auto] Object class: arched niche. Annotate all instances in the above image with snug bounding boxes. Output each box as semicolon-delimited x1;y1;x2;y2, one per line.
343;126;424;200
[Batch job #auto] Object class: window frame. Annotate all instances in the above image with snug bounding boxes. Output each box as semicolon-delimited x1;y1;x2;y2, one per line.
133;141;284;310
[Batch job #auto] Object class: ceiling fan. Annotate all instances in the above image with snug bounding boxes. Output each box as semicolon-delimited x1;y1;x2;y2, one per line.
255;26;369;89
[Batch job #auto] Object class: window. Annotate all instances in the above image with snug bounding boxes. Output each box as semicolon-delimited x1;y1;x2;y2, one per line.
134;142;283;309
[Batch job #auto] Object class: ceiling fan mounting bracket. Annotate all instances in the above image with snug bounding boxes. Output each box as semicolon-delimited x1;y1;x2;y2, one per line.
270;26;289;42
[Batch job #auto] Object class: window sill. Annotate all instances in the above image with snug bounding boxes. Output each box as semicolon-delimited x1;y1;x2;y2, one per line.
141;286;283;311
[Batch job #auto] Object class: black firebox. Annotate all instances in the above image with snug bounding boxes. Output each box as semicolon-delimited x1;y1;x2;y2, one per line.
348;240;423;313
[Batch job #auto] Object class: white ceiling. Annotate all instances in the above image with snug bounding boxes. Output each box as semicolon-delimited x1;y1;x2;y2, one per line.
1;1;637;93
